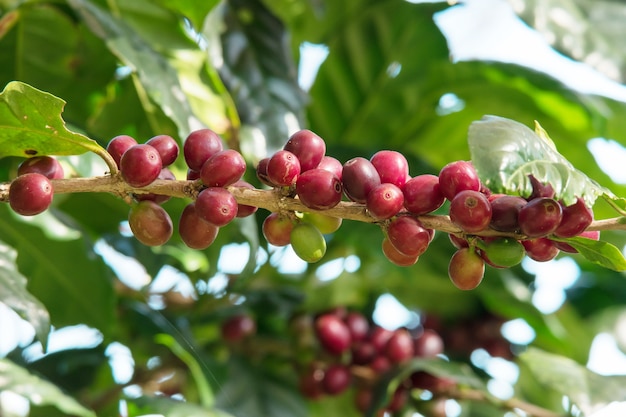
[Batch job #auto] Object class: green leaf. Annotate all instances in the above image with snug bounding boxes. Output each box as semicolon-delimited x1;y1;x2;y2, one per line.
127;396;235;417
0;358;96;417
519;347;626;415
550;236;626;271
0;239;50;348
153;0;220;32
0;205;115;337
0;81;105;158
468;115;612;206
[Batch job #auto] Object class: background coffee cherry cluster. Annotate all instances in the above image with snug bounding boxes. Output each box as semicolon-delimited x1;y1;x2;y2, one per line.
6;127;599;292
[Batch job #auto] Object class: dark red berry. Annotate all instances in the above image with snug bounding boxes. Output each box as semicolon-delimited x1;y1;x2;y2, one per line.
283;129;326;172
518;197;563;238
554;197;593;238
120;144;163;187
179;203;220;249
403;174;445;215
200;149;246;187
342;157;381;203
184;129;223;171
195;187;238;227
295;169;342;210
489;195;527;232
9;173;53;216
106;135;138;168
221;314;256;342
146;134;179;167
522;237;559;262
322;364;351;395
527;175;555;200
18;156;64;179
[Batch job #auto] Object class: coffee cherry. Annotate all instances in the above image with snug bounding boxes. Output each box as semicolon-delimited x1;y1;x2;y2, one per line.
267;150;301;186
370;326;394;354
351;341;377;365
184;129;223;171
255;157;274;187
366;183;404;220
9;173;53;216
128;200;173;246
17;156;64;179
370;150;409;188
438;160;481;200
343;312;369;344
448;247;485;290
522;237;559;262
449;190;492;233
284;129;326;172
290;222;326;263
296;169;342;210
342;157;381;203
322;364;351;395
527;174;555;200
382;237;419;267
221;314;256;342
518;197;563;238
386;329;414;363
195;187;238;226
301;212;342;234
120;144;162;187
413;329;444;358
106;135;138;168
146;134;179;167
232;180;258;218
554;197;593;238
187;169;201;180
386;216;431;257
317;156;343;180
179;203;220;249
262;213;294;246
403;174;445;215
489;195;527;232
200;149;246;187
480;237;525;267
299;365;325;400
448;234;469;249
315;313;351;355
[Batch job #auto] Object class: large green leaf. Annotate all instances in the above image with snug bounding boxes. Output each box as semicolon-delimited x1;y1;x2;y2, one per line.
0;240;50;348
0;358;96;417
509;0;626;83
68;0;200;139
468;115;612;206
127;396;235;417
0;205;115;336
519;347;626;415
0;81;106;158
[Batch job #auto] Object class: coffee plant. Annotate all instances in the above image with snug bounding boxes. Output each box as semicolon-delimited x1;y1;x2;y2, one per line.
2;1;626;417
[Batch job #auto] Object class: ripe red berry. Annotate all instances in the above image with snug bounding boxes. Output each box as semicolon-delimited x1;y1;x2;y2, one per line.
146;134;179;167
382;237;419;266
385;329;414;363
317;156;343;180
195;187;238;226
17;156;64;179
522;238;560;262
386;216;431;257
232;180;258;218
267;150;301;186
120;144;162;187
322;364;351;395
449;190;492;233
370;150;409;188
295;169;343;210
344;312;369;343
184;129;223;171
366;183;404;220
438;160;481;200
315;313;351;355
489;195;527;232
221;314;256;342
403;174;445;215
283;129;326;172
554;197;593;238
106;135;138;168
518;197;563;238
9;173;53;216
413;329;444;358
179;203;220;249
200;149;246;187
262;213;294;246
342;157;381;203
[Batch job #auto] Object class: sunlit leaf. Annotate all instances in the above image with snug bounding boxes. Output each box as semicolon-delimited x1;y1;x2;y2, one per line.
550;236;626;271
0;81;105;158
0;240;50;348
519;347;626;415
468;115;613;206
0;358;96;417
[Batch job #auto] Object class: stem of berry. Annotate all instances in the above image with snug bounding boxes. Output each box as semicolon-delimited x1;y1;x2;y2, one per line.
1;176;625;235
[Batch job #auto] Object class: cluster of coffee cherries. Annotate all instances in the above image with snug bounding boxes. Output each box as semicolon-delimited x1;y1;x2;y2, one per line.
441;161;597;290
8;155;64;215
291;308;453;416
105;130;257;248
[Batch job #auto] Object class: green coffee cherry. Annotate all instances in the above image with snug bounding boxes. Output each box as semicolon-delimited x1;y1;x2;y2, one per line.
290;222;327;263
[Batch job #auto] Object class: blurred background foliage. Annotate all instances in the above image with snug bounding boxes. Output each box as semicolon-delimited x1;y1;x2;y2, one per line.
1;0;626;416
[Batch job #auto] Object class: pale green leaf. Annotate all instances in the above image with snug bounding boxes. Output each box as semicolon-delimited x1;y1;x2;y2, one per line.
550;236;626;271
468;115;612;206
0;358;96;417
0;240;50;348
